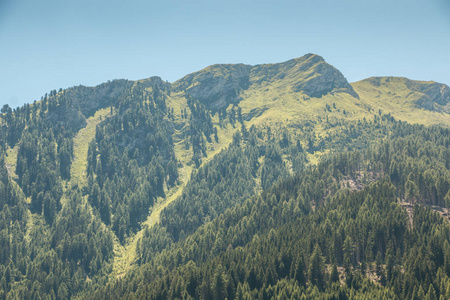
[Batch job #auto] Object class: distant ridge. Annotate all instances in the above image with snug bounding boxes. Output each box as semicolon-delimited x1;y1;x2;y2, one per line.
353;76;450;113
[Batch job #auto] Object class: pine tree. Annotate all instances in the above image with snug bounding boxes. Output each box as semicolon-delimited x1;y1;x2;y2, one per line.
308;244;325;289
426;284;437;300
330;264;339;283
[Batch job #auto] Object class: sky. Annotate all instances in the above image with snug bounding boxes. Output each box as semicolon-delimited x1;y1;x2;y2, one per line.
1;0;449;108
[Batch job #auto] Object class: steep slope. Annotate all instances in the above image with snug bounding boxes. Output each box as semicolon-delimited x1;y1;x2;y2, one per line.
172;53;359;111
89;122;450;300
172;55;450;131
172;64;252;110
250;53;359;99
352;77;450;126
170;54;372;166
1;53;450;299
45;79;133;134
70;107;112;187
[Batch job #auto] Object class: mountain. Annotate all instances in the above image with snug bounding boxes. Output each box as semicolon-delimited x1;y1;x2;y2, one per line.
0;54;449;299
173;54;358;110
353;77;450;125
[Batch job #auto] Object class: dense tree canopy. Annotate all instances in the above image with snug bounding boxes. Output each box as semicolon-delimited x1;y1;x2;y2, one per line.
0;76;448;299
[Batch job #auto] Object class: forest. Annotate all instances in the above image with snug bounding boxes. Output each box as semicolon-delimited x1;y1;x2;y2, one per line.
0;59;449;299
88;122;450;299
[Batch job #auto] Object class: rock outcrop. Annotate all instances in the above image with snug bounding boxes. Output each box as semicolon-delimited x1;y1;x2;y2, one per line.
252;54;359;99
172;53;359;110
406;80;450;112
172;64;251;110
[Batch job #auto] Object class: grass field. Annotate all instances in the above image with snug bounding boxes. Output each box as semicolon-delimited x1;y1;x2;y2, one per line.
70;107;112;187
111;179;186;278
5;145;18;179
352;77;450;127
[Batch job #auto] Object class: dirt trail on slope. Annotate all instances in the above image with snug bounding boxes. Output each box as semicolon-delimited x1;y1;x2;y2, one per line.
399;201;414;229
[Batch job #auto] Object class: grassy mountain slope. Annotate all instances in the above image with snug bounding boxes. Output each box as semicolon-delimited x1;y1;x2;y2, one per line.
352;77;450;126
1;53;449;299
172;53;359;110
70;107;113;187
170;54;449;165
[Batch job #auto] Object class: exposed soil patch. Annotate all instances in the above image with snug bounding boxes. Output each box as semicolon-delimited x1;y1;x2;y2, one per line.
399;200;450;230
340;172;377;191
399;201;414;229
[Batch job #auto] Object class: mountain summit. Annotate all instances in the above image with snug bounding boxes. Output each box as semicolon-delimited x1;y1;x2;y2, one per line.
1;53;450;300
250;53;359;99
173;53;358;109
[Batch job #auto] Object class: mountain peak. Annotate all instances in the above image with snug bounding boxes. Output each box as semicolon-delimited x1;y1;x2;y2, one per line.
249;53;358;99
295;52;325;62
173;54;358;109
283;53;359;98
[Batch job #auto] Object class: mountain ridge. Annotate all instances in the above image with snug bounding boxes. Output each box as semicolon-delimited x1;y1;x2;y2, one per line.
1;53;450;299
22;53;449;123
172;53;359;109
353;76;450;112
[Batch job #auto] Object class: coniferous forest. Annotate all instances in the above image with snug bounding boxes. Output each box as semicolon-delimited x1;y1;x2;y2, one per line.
0;55;449;299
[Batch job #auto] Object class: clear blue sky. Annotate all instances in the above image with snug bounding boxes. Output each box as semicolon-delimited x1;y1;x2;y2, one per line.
1;0;449;108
